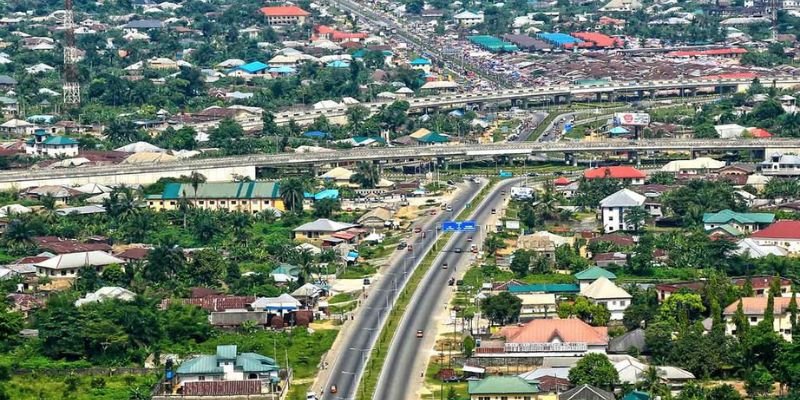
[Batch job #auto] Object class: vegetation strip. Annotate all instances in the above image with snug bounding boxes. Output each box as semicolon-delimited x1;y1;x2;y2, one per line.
356;179;498;400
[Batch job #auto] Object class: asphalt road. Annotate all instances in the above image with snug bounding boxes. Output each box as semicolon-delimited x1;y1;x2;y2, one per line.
321;179;484;400
373;178;525;400
515;111;548;142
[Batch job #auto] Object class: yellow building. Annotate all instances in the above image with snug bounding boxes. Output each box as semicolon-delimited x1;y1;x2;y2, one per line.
146;181;285;213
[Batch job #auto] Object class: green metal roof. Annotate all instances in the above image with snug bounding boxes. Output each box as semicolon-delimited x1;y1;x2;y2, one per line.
702;209;774;225
236;353;279;373
623;391;651;400
161;181;280;200
216;345;237;360
468;376;540;395
176;355;223;375
43;136;78;145
417;132;449;143
272;264;300;276
575;266;617;280
708;223;744;236
508;283;579;294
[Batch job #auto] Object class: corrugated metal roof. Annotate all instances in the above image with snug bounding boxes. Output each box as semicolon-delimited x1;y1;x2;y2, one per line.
161;182;280;200
216;345;237;360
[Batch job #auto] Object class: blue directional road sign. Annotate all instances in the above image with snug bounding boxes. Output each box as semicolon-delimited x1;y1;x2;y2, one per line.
442;220;477;232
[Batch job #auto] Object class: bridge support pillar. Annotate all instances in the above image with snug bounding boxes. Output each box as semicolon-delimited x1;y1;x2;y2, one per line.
637;90;645;99
751;149;765;161
628;151;640;167
564;153;577;166
596;93;603;102
650;90;656;99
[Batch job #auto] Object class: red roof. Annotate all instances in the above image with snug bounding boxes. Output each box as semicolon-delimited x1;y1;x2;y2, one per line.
259;6;310;17
749;128;772;138
315;25;335;34
666;48;747;58
750;220;800;240
584;166;646;180
554;177;571;186
332;31;368;40
570;32;622;48
500;318;609;345
731;275;792;290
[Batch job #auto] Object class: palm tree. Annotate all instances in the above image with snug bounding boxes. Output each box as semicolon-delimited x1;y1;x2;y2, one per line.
624;206;650;232
351;161;380;189
484;233;505;257
279;178;306;212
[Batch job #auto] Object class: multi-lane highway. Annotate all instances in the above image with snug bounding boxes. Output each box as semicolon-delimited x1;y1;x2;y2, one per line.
321;179;485;400
373;178;523;400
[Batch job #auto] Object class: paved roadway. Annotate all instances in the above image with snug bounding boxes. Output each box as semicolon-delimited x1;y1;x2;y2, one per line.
373;178;523;400
321;179;485;400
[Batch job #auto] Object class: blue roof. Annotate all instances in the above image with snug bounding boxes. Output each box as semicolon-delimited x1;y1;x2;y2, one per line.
352;136;386;144
508;283;580;294
609;126;629;134
269;66;296;74
304;130;330;139
236;61;269;73
327;60;351;68
43;136;78;145
352;49;366;58
539;32;580;46
410;57;431;65
314;189;340;200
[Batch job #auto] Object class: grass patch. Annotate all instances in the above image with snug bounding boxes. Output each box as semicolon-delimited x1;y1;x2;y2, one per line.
328;292;356;304
356;180;500;400
339;264;377;279
5;373;158;400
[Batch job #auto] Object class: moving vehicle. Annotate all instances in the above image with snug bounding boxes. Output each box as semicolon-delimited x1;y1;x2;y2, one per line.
306;392;318;400
416;330;424;338
414;227;422;233
448;277;455;286
454;248;462;254
467;236;472;242
446;206;453;212
330;385;338;394
442;262;448;269
397;242;407;250
407;245;413;252
491;209;496;215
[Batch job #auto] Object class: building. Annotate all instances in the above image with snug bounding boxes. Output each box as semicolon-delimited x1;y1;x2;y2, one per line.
481;318;608;357
559;385;615;400
35;251;125;279
147;182;285;213
25;129;79;158
580;277;631;320
730;276;793;297
758;153;800;177
518;368;571;393
518;293;557;321
174;345;281;396
75;286;136;306
660;157;726;175
749;220;800;254
574;266;617;291
723;297;795;341
468;376;540;400
357;207;395;229
517;231;575;261
292;218;358;240
584;166;645;185
702;209;774;234
259;6;310;25
599;189;646;233
453;10;485;26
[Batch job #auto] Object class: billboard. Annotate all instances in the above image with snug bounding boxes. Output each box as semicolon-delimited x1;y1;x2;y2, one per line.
614;112;650;126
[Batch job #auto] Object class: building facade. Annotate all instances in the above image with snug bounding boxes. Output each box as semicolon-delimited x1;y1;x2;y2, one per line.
147;182;285;213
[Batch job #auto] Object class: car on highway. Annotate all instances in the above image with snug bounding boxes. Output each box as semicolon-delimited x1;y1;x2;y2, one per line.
448;277;455;286
430;210;437;216
442;262;448;269
416;330;424;338
471;245;478;253
397;242;407;250
407;244;413;252
306;392;319;400
414;227;422;233
454;248;462;254
466;236;472;242
491;209;496;214
446;206;453;212
330;385;338;394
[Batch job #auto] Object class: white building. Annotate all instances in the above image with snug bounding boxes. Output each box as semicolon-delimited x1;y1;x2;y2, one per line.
724;297;795;341
749;220;800;254
175;345;280;394
35;251;125;279
25;130;79;158
599;189;646;233
581;276;632;320
758;153;800;177
453;10;484;26
714;124;747;139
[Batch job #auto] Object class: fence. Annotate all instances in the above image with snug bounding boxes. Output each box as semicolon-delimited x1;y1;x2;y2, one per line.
13;367;156;376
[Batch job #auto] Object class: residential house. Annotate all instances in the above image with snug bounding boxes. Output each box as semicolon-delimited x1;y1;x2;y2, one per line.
25;130;79;158
584;166;646;185
749;220;800;254
0;96;18;117
467;376;540;400
559;385;615;400
320;167;355;185
75;286;136;306
735;238;788;258
724;297;795;341
518;293;557;320
517;231;575;262
580;276;631;320
259;5;310;25
228;61;270;78
593;252;628;268
123;19;164;30
599;189;646;233
453;10;485;26
608;328;646;354
717;164;755;185
600;0;642;11
409;57;432;73
614;358;695;388
35;251;125;279
5;293;43;318
174;345;280;396
357;207;395;229
758;153;800;177
588;233;635;248
33;236;112;254
714;124;747;139
146;182;285;213
0;75;17;89
0;118;33;136
702;209;774;235
293;218;359;241
518;368;571;393
730;275;792;297
660;157;726;175
479;318;608;357
508;284;580;296
270;264;300;284
23;186;81;203
574;267;617;291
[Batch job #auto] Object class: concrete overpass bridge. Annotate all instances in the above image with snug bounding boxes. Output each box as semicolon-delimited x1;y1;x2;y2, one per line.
273;76;800;124
1;139;798;190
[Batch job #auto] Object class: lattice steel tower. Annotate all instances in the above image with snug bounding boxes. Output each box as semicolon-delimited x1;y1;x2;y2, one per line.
62;0;80;105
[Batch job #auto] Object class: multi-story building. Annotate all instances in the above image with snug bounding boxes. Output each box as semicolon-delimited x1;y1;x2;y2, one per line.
581;276;631;320
147;182;285;213
758;153;800;177
173;345;281;396
25;129;79;158
259;6;310;26
724;297;795;341
599;189;646;233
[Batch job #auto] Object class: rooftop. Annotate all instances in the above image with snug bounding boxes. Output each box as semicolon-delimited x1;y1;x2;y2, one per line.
161;182;280;200
723;297;793;316
584;166;646;180
468;376;540;395
259;6;310;16
703;209;774;225
574;266;616;281
750;220;800;240
500;318;609;345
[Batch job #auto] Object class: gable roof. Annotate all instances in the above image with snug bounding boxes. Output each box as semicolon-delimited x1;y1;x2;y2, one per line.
599;189;645;208
259;6;310;16
559;384;615;400
584;166;645;180
293;218;357;233
236;61;269;73
35;251;125;270
468;376;540;395
574;266;616;281
723;297;793;316
500;318;608;345
749;220;800;240
608;328;646;353
581;276;631;299
703;209;774;225
161;182;280;200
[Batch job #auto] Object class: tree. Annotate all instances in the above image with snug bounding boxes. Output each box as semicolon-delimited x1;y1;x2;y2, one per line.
624;206;650;232
346;105;370;135
313;198;340;218
280;178;307;212
568;353;619;390
463;335;475;358
745;364;774;399
105;120;145;146
708;385;743;400
558;296;610;326
788;291;797;336
775;340;800;394
484;233;505;257
623;286;659;330
36;294;85;360
648;171;676;185
351;161;380;189
189;249;226;287
657;292;706;326
480;292;522;325
509;249;532;277
209;118;244;147
0;304;23;350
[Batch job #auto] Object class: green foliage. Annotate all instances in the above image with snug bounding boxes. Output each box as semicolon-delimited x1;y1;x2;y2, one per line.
622;286;659;331
463;336;475;358
557;296;610;326
745;364;774;398
663;180;744;226
574;177;621;208
480;292;522;326
568;353;619;390
280;178;307;212
657;293;706;326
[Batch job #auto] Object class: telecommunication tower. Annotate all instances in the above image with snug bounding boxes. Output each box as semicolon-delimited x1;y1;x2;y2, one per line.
63;0;80;105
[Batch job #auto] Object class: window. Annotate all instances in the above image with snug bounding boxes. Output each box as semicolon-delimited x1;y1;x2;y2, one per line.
608;216;613;221
220;201;226;204
198;201;204;205
169;201;176;205
198;376;205;381
210;201;215;205
231;201;237;205
619;301;626;306
248;373;257;379
750;317;758;322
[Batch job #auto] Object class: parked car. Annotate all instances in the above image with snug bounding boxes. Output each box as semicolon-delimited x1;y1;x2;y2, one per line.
416;330;424;338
